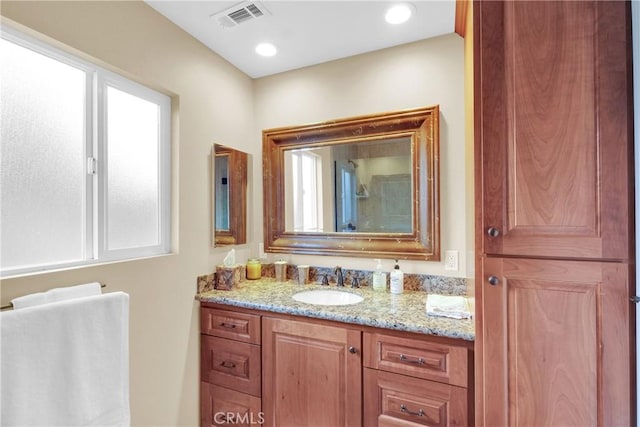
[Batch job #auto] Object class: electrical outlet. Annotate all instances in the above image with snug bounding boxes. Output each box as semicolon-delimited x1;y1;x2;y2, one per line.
444;250;459;271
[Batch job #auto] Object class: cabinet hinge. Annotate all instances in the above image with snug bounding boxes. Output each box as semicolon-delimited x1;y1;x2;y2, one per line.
630;296;640;304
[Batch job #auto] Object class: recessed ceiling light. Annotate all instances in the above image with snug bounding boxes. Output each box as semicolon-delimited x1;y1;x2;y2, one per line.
385;3;415;25
255;43;277;57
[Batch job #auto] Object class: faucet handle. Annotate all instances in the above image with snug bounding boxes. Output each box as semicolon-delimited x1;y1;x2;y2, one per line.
351;277;360;288
334;266;345;287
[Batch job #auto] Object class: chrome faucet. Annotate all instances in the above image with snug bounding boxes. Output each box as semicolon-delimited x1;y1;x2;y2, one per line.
335;266;344;287
351;277;360;288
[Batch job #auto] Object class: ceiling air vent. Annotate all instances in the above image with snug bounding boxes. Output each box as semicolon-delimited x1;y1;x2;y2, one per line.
212;2;270;28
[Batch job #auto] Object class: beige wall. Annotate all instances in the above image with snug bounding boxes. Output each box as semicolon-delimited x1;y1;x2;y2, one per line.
1;2;471;425
1;2;254;426
254;33;469;277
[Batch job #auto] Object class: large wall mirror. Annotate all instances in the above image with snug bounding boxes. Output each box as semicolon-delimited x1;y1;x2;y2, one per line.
212;144;248;246
263;106;440;260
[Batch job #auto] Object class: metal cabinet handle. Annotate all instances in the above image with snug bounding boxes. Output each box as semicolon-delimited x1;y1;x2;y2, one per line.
399;354;424;365
488;276;499;286
220;360;236;369
348;346;358;354
400;404;424;417
220;322;236;329
487;227;500;237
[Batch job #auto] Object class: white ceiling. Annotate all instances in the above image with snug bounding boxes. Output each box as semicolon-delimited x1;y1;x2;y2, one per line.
145;1;457;78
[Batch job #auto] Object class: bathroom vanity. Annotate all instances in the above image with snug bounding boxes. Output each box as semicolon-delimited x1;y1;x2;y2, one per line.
197;280;474;426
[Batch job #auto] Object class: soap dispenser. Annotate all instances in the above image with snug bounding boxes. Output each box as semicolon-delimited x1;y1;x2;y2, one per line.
372;259;387;291
389;259;404;294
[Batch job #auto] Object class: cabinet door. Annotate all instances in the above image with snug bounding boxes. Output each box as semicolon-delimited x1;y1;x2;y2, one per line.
480;257;631;426
262;317;362;427
476;0;632;260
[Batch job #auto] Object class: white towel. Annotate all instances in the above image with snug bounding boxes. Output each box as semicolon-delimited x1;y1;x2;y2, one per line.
426;294;472;319
11;282;102;309
1;292;130;426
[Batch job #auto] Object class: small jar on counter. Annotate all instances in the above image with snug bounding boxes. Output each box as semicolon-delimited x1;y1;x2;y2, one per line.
246;259;262;280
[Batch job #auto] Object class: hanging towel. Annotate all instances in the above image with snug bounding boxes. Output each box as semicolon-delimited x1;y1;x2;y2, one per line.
426;294;472;319
1;292;130;426
10;282;102;309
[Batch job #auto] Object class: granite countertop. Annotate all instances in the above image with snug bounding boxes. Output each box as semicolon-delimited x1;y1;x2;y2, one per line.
196;279;475;341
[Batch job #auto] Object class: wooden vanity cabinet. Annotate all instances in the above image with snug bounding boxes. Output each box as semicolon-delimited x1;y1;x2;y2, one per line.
474;1;634;425
200;308;262;427
364;332;472;426
200;304;474;427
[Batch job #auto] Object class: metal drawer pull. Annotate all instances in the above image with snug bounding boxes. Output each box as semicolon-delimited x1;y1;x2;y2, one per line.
220;322;237;329
399;354;424;365
220;360;236;369
400;404;424;417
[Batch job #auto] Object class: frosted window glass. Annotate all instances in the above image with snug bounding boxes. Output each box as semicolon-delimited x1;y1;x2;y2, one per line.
106;86;160;250
0;38;86;270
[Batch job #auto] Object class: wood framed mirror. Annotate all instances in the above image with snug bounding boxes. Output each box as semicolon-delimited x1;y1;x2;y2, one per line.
212;144;248;246
263;106;440;260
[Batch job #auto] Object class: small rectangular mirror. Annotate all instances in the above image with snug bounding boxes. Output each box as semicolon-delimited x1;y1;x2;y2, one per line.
212;144;248;246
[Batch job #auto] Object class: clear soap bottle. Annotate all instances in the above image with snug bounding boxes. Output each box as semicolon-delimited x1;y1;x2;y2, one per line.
372;259;387;291
389;259;404;294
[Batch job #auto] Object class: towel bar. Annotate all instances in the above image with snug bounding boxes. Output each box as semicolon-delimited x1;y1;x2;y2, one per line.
0;283;106;311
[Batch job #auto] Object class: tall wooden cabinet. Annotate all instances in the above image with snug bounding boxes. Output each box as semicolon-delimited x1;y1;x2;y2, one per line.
474;1;634;426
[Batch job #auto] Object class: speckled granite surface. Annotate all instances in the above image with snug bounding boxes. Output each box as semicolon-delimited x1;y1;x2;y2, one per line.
197;265;469;294
196;279;475;341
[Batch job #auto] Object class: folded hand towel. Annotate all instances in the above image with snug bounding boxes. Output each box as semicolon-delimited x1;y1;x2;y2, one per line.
48;282;102;303
8;292;47;309
426;294;472;319
1;292;130;426
11;282;102;309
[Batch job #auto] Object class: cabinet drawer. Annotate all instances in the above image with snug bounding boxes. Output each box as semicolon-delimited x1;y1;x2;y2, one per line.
201;335;261;397
202;308;261;344
364;332;468;387
364;368;467;427
200;383;262;427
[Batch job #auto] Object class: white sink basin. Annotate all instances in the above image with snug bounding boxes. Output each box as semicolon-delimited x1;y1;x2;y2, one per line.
292;289;364;306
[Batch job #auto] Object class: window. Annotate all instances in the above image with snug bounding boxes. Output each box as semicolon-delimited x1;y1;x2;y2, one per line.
291;151;323;232
0;26;171;277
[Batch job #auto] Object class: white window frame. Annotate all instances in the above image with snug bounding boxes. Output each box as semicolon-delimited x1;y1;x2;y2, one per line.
96;72;171;261
291;150;323;232
0;25;171;277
